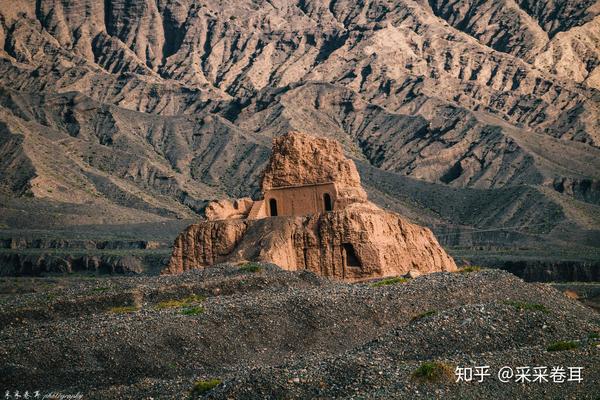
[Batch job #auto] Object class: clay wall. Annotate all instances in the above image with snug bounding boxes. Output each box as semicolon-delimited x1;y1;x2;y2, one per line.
263;183;337;217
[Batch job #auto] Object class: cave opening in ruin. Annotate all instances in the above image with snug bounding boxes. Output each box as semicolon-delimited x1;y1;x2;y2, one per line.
323;192;333;211
269;198;278;216
342;243;361;267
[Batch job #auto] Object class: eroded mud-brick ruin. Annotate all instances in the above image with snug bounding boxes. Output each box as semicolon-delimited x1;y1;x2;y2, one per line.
164;132;456;280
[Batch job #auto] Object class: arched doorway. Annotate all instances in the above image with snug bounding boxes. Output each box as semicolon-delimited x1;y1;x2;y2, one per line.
269;198;278;216
323;193;333;212
342;243;361;267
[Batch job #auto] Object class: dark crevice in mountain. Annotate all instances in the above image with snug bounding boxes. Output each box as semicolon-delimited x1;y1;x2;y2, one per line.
160;8;186;65
103;0;113;35
440;160;464;184
359;64;372;91
328;0;338;19
315;31;349;63
552;177;600;205
200;18;218;79
584;58;600;75
214;33;242;87
221;98;251;123
63;110;80;138
2;24;15;58
492;32;512;55
225;39;267;97
296;0;310;15
34;0;44;26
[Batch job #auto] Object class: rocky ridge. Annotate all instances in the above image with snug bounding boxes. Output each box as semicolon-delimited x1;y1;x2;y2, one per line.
165;203;457;280
0;0;599;266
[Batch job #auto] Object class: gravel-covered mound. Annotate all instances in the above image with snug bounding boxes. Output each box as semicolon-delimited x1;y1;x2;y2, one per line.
0;265;598;399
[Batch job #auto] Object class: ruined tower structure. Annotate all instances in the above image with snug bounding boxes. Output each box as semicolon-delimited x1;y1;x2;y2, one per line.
164;132;457;280
237;132;369;219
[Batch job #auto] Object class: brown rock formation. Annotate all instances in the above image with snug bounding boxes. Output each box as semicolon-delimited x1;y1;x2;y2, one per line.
253;132;370;219
164;132;456;280
262;132;363;190
163;203;456;280
204;197;254;221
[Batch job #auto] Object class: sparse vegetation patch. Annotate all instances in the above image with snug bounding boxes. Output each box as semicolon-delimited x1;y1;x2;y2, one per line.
412;310;437;321
547;340;579;352
503;300;548;313
370;277;408;287
191;379;222;396
412;361;455;383
180;306;204;316
155;294;204;310
238;263;262;273
108;305;138;314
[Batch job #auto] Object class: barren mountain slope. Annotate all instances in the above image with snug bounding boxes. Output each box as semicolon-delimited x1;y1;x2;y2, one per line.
427;0;600;90
0;0;599;265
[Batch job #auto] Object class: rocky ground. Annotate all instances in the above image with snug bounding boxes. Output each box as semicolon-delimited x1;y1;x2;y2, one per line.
0;264;598;399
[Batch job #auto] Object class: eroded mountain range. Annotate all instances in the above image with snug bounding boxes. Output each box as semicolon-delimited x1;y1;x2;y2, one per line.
1;0;599;272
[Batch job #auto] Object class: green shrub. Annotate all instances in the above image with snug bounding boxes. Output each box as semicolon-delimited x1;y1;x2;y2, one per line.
412;362;454;383
412;310;437;321
155;294;204;310
238;263;262;273
504;300;548;313
109;306;138;314
191;379;222;396
370;277;408;287
547;340;579;352
180;306;204;316
588;332;600;340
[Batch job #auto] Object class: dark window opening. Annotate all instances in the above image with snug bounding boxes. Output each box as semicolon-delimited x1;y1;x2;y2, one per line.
269;198;278;216
342;243;361;267
323;193;333;211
